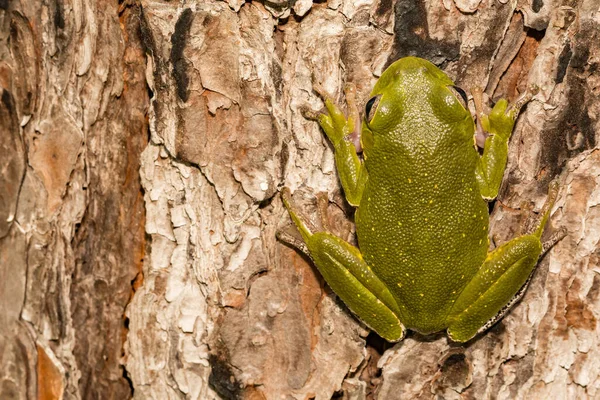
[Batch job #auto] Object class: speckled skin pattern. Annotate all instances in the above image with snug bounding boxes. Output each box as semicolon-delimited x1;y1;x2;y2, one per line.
356;58;489;334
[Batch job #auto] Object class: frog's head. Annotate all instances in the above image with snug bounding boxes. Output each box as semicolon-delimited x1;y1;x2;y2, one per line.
363;57;472;141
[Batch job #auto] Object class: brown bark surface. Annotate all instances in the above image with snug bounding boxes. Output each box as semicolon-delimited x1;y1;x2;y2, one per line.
0;1;147;399
1;0;599;399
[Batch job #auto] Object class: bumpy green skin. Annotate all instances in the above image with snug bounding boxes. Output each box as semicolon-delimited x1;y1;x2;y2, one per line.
284;57;551;343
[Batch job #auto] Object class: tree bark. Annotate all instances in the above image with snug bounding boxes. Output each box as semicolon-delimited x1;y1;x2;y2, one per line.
2;0;599;399
0;1;147;399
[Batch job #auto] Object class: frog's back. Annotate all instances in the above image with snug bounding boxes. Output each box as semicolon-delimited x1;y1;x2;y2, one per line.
356;114;489;334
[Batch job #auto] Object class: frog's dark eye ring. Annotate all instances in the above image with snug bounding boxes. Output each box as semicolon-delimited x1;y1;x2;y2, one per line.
365;94;382;123
448;85;468;109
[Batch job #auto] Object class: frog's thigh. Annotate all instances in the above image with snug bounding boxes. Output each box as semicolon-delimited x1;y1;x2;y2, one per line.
307;232;405;342
447;235;542;342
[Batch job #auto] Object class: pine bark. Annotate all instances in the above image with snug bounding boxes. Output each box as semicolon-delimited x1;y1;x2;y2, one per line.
1;0;599;399
0;1;147;399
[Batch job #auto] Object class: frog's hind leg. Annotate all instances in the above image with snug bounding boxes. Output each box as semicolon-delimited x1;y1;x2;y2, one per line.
446;182;563;342
278;188;406;342
470;226;567;337
467;225;566;338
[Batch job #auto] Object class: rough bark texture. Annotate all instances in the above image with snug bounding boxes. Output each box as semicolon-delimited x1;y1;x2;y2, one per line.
128;0;600;398
2;0;600;399
0;1;148;399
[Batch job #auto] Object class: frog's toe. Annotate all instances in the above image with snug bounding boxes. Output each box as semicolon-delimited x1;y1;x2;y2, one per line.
485;98;518;139
489;98;509;119
474;127;488;148
276;227;310;255
280;188;318;240
504;86;538;119
299;104;322;121
541;226;567;255
313;83;334;101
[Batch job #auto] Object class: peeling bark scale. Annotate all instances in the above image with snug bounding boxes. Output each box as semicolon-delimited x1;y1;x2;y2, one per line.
1;0;599;399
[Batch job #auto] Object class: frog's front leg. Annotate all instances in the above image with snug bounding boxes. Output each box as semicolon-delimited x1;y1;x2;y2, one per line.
474;89;534;199
305;85;368;206
446;182;560;342
279;188;406;342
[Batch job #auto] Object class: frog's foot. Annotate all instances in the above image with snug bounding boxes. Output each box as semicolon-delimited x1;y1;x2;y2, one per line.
279;187;320;240
299;105;322;121
530;180;559;238
541;227;567;255
518;200;535;235
279;188;405;342
310;83;362;152
312;82;334;102
475;87;538;200
315;191;333;233
277;189;317;255
301;82;368;207
542;181;566;244
507;85;539;116
482;86;538;140
276;227;310;255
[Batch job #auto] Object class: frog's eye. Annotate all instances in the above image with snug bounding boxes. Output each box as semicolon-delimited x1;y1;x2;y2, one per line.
365;94;382;123
448;85;468;109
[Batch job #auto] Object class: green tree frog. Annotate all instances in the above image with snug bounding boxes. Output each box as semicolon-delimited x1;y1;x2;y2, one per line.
280;57;561;343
